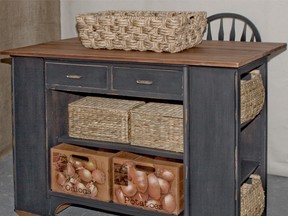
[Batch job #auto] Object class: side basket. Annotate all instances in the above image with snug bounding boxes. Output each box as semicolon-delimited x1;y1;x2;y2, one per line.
241;70;265;124
241;174;265;216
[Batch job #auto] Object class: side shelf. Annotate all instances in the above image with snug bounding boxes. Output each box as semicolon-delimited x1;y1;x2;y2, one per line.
49;191;184;216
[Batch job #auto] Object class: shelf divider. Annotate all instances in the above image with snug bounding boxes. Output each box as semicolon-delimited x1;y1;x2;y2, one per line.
241;160;259;184
58;135;183;160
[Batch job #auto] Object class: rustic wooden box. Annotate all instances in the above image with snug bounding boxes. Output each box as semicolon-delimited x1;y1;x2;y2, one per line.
112;151;184;215
68;96;145;143
130;102;183;152
51;143;114;201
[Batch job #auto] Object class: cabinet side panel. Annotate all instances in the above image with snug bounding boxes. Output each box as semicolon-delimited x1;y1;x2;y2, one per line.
187;67;237;216
12;57;48;214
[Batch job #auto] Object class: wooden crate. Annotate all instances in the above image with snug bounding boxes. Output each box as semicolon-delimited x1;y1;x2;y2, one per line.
68;96;145;143
130;102;183;152
112;151;184;215
51;143;114;201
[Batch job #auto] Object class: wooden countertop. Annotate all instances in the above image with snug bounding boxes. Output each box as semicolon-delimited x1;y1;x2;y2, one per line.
1;37;286;68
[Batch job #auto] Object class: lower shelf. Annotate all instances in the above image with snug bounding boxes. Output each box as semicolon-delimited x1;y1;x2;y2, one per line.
49;191;184;216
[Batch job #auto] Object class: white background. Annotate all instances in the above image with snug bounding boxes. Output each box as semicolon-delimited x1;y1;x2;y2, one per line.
60;0;288;177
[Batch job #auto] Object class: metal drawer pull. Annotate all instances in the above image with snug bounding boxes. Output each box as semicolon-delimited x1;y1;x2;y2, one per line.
136;79;153;85
66;75;83;79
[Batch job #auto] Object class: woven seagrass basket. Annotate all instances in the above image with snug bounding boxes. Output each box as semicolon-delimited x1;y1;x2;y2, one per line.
76;10;207;53
241;174;265;216
241;70;265;124
68;97;144;143
130;102;183;152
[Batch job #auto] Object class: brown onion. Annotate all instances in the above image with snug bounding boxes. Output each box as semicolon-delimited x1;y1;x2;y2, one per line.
56;172;66;186
121;181;137;197
69;156;83;168
76;182;87;195
66;162;75;177
92;169;106;184
147;173;161;200
162;193;176;213
78;168;92;182
86;182;98;198
69;177;79;185
84;159;97;171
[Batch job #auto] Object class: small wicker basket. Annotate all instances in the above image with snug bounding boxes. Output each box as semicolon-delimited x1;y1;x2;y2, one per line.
76;10;207;53
241;174;265;216
130;102;183;152
241;70;265;124
68;97;144;143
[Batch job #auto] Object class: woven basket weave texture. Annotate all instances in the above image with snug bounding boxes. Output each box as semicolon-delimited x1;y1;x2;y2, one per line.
68;97;144;143
130;102;183;152
76;10;207;53
241;70;265;124
241;174;265;216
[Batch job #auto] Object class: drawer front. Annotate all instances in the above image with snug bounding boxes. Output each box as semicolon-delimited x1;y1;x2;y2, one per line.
112;67;183;96
46;62;108;89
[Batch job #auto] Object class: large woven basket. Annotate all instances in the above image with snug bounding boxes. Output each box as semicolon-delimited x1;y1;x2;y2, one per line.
76;10;207;53
130;102;183;152
241;70;265;124
241;174;265;216
68;97;144;143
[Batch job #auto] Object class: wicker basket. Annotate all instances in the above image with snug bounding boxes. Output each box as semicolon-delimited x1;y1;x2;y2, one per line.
130;102;183;152
241;174;265;216
241;70;265;124
68;97;145;143
76;10;207;53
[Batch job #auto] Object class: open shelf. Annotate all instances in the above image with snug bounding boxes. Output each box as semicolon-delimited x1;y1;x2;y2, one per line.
58;135;184;160
50;191;184;216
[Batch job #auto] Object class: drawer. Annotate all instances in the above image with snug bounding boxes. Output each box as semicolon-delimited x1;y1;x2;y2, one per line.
45;62;108;89
112;67;183;96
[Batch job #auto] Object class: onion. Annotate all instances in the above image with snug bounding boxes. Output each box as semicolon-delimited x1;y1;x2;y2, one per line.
121;181;137;197
69;156;83;168
147;173;161;200
84;159;97;171
92;169;106;184
56;172;66;186
76;182;87;195
69;177;79;185
162;194;176;213
78;167;93;182
66;162;75;177
86;182;98;198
